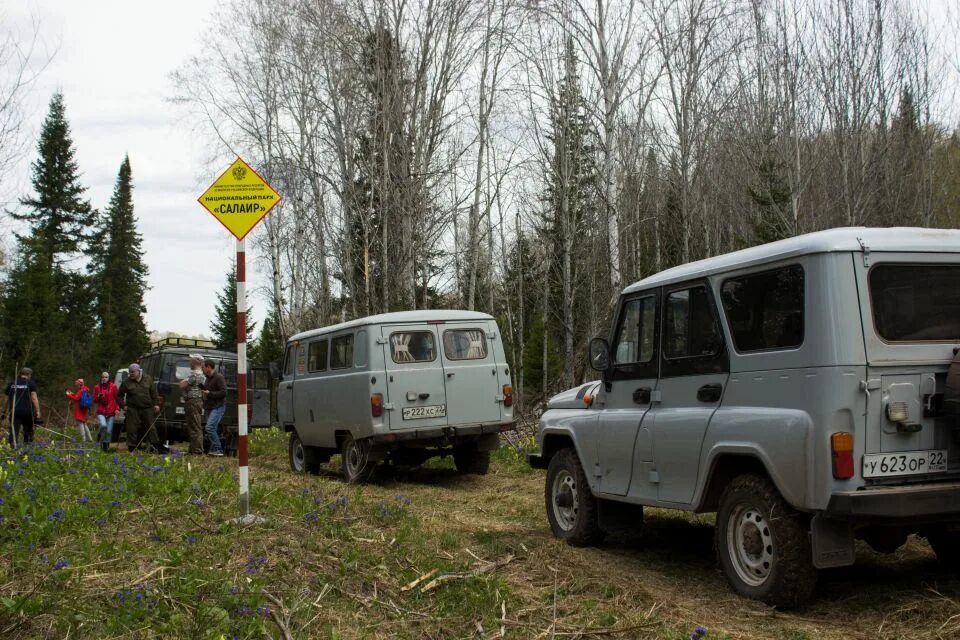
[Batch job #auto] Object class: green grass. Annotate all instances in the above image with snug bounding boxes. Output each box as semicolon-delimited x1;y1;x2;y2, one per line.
2;427;960;639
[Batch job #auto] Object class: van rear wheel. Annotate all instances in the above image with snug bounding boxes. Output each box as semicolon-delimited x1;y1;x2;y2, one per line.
453;445;490;475
341;434;376;484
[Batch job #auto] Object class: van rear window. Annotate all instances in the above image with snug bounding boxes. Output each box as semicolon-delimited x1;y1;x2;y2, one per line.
390;332;435;363
443;329;487;360
870;264;960;341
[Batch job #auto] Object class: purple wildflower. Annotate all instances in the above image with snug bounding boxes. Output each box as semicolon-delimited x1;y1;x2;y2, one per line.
77;496;89;505
110;500;122;507
52;558;68;571
304;511;319;523
48;509;64;521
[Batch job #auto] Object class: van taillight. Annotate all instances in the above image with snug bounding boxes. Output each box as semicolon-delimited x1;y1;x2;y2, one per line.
371;393;384;418
831;432;854;479
502;385;513;408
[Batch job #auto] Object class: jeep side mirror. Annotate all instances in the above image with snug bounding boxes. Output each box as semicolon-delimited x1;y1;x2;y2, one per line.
589;338;611;372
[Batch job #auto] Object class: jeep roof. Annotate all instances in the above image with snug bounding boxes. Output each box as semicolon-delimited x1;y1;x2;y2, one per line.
623;227;960;293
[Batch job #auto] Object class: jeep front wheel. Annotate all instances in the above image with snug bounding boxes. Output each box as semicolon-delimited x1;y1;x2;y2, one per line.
545;448;603;547
716;475;816;609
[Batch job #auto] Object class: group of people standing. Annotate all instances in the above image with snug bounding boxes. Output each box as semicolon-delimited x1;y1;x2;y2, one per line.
6;356;228;456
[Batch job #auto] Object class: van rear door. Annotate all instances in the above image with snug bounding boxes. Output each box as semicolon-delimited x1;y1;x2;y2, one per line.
439;322;503;426
383;325;448;430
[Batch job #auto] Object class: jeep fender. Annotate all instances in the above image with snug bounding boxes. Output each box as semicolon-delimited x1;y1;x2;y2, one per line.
538;418;601;494
694;409;814;512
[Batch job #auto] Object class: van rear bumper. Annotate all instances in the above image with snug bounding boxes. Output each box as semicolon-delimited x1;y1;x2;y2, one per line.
372;421;515;444
826;482;960;520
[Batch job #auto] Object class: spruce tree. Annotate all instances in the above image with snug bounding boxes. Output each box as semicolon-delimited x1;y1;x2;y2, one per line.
0;93;95;385
210;263;256;351
249;308;283;365
91;156;149;371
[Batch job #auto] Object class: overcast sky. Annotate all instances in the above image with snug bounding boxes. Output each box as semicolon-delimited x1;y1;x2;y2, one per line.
7;0;263;338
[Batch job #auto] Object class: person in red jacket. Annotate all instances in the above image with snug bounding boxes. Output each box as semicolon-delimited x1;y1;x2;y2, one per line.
93;371;119;452
65;378;92;442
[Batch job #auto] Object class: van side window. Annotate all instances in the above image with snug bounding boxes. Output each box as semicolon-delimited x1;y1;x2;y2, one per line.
307;340;329;372
612;297;656;364
221;361;237;385
391;332;436;363
282;345;295;377
664;286;722;359
720;265;804;352
296;344;307;375
443;329;487;360
330;334;354;369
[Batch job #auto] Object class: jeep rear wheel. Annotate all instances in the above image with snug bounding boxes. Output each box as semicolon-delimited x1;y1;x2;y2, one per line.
341;434;376;484
716;475;816;609
927;529;960;570
545;448;603;547
453;445;490;475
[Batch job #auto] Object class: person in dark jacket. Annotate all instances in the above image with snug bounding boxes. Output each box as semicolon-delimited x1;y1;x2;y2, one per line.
116;363;163;453
6;367;41;447
201;359;226;457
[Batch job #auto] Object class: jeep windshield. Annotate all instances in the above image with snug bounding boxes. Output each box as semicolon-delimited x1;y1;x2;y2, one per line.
870;264;960;342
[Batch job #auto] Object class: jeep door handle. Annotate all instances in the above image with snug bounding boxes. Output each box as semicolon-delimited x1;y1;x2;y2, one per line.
285;383;293;390
697;383;723;403
447;372;455;378
633;387;652;405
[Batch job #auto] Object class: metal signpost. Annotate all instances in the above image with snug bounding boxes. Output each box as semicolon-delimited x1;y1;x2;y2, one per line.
198;157;281;522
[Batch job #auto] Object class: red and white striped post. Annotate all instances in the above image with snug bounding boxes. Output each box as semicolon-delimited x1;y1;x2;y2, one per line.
236;237;250;517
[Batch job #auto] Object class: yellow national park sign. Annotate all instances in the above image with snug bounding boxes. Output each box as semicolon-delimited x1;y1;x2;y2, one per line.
198;157;281;240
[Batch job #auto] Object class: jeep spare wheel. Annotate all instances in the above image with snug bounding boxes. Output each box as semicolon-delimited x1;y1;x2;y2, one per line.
545;448;603;546
716;475;816;608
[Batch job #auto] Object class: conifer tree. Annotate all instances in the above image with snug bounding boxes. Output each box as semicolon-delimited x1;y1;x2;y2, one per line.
249;308;283;365
0;93;95;384
91;156;149;371
210;263;256;351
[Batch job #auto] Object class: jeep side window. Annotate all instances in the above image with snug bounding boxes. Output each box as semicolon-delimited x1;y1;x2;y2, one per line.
282;345;295;378
664;286;722;359
720;265;804;352
330;334;354;370
612;297;656;365
307;339;329;372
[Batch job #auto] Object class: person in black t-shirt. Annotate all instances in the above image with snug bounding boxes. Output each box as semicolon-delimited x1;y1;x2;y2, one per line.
6;367;41;446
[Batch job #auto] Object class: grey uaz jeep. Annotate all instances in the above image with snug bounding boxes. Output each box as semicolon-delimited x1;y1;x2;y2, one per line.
529;227;960;608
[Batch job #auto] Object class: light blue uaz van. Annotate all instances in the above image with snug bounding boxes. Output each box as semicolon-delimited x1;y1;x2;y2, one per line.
279;311;515;482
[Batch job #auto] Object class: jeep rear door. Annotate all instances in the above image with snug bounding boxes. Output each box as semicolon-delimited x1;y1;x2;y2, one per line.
383;325;449;429
647;282;729;504
857;255;960;481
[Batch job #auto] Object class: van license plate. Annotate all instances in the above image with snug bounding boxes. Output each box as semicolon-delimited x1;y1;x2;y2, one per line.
175;407;184;415
862;450;948;478
402;405;446;420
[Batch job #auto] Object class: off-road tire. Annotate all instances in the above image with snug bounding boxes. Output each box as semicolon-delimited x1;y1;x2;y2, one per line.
927;529;960;570
288;431;322;474
341;434;376;484
453;445;490;475
545;448;604;547
716;475;816;609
